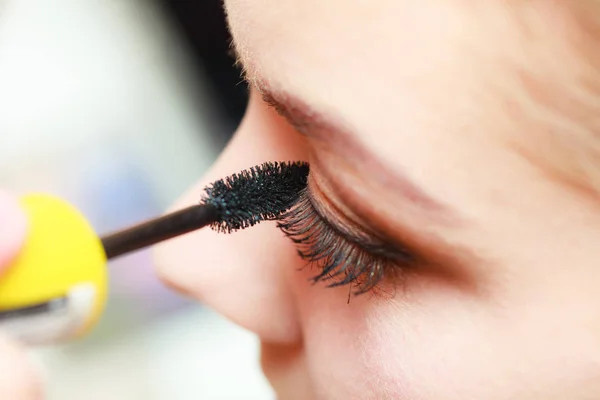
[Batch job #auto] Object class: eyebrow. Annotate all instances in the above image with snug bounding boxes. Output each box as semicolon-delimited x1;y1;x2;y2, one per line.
256;83;452;215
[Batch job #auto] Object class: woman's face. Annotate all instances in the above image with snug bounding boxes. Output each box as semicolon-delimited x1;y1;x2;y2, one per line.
155;2;600;399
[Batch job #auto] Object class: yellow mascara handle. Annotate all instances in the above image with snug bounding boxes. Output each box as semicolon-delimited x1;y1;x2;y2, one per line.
0;194;108;345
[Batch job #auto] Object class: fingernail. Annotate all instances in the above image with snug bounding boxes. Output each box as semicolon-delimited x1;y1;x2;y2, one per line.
0;191;28;268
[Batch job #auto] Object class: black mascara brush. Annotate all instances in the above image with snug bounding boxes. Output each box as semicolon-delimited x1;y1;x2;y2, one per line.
102;161;310;259
0;161;309;346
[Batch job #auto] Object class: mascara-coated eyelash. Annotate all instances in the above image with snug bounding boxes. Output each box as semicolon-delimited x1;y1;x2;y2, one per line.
277;188;415;295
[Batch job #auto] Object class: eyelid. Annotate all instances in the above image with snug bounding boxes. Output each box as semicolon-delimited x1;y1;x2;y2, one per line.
308;180;417;262
277;173;421;295
307;159;487;295
278;189;391;294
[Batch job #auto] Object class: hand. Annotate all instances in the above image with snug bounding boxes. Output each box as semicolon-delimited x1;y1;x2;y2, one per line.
0;191;43;399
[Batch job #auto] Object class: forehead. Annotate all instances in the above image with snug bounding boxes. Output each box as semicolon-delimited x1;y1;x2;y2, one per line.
225;0;474;139
224;1;503;178
225;0;397;81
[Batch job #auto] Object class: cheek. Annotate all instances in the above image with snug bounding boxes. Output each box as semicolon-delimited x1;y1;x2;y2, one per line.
292;271;413;399
292;270;600;400
293;285;486;399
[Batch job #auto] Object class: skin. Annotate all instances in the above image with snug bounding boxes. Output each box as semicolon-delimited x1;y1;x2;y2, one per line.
0;192;43;399
4;1;600;399
155;2;600;399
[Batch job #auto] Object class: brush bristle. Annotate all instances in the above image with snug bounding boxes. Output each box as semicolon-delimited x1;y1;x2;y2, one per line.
201;161;310;233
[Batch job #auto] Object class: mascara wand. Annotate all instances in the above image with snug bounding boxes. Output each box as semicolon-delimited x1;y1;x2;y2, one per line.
102;161;309;258
101;203;219;259
0;161;309;346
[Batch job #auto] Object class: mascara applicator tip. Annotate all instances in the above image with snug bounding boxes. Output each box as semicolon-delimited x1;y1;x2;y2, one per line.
203;161;309;233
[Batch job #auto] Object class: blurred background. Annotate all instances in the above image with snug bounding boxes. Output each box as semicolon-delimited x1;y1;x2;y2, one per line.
0;1;276;398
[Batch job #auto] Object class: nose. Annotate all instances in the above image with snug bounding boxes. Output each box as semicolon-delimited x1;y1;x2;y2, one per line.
154;92;309;344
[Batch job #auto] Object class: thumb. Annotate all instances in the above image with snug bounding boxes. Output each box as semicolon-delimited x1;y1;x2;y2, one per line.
0;191;27;270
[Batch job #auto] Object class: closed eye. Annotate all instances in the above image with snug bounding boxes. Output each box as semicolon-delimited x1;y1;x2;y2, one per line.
277;186;418;296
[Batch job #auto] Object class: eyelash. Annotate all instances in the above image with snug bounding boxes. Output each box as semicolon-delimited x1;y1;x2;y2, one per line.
277;188;416;296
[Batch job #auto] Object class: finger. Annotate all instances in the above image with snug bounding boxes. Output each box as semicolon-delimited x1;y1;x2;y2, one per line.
0;333;43;399
0;191;27;270
0;194;42;398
